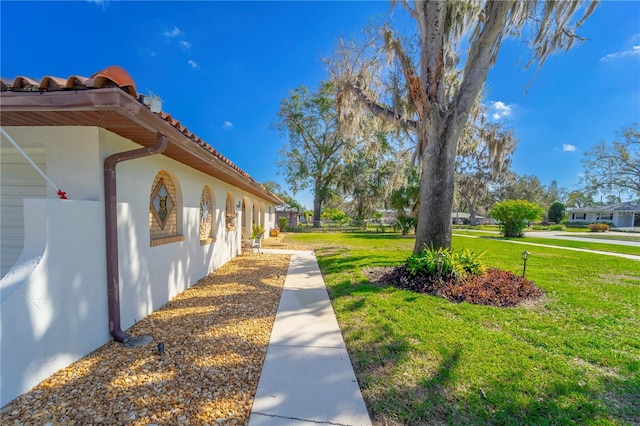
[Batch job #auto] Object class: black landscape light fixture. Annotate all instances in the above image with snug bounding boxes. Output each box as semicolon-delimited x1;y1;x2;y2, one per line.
521;251;530;277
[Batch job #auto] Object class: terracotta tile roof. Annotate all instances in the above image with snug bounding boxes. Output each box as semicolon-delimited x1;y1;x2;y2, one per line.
1;65;268;195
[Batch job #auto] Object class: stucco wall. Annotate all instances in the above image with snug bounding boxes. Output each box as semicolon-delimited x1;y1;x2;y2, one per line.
1;199;108;405
0;127;278;406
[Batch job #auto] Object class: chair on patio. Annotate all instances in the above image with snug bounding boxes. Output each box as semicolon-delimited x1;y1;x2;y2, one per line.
251;235;262;254
241;228;253;254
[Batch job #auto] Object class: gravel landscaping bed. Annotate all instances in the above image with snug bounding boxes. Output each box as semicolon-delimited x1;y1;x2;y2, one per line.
260;233;313;250
2;254;291;426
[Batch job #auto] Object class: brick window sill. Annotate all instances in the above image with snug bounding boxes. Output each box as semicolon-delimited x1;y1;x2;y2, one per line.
151;234;185;247
200;237;217;246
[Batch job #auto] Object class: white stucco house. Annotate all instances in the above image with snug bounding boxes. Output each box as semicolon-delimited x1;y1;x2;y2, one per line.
0;65;283;406
566;201;640;228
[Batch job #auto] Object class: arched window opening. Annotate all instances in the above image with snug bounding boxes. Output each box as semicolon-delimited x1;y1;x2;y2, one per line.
225;192;235;231
150;170;184;246
200;185;216;244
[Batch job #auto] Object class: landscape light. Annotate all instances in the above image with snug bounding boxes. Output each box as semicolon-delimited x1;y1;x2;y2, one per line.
521;251;530;277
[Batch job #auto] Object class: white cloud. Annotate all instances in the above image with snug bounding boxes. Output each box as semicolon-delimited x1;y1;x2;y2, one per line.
86;0;107;10
600;45;640;61
223;121;233;129
188;60;199;69
180;40;192;50
164;27;182;38
488;101;512;120
562;144;577;152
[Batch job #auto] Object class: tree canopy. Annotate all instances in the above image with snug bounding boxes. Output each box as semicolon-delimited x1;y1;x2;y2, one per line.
581;123;640;199
275;82;349;226
329;0;598;252
456;105;517;225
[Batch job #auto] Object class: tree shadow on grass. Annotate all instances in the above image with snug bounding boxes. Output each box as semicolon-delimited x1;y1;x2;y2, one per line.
360;343;639;425
342;232;412;241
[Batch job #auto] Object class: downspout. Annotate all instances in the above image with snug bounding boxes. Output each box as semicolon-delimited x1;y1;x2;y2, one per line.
104;132;168;343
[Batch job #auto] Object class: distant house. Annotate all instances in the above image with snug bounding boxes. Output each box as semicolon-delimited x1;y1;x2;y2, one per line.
451;211;495;225
275;204;303;228
0;65;282;405
566;201;640;228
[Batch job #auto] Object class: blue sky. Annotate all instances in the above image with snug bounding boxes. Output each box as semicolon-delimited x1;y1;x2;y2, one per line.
2;1;639;208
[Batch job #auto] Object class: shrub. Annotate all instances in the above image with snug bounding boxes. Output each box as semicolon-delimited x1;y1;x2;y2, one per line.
549;224;565;231
548;202;566;224
406;246;486;279
278;216;288;231
377;266;542;307
251;223;265;239
588;223;609;232
394;215;416;235
442;268;543;307
491;200;545;237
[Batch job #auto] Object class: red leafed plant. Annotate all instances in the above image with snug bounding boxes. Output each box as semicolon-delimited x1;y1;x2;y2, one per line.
375;266;542;307
442;268;543;307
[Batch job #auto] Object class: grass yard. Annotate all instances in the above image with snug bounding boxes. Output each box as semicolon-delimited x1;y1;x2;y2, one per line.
567;234;640;243
284;232;640;425
451;232;640;257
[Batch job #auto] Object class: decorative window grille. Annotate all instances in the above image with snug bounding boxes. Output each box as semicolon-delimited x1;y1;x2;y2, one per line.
200;185;216;243
149;170;183;246
225;193;235;230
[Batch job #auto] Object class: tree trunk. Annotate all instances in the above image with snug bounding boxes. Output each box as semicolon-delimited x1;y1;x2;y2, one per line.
414;122;458;253
313;179;322;228
467;197;478;226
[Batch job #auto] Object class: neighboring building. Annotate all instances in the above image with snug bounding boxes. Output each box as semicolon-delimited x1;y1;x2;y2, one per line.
451;211;495;225
0;66;282;405
566;201;640;228
275;204;302;228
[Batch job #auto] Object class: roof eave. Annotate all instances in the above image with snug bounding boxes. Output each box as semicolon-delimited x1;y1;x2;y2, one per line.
0;89;283;204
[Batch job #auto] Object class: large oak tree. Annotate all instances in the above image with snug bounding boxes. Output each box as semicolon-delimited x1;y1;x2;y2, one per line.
331;0;597;252
275;82;347;226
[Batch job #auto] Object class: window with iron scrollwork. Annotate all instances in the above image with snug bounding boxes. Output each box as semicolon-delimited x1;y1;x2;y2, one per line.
149;170;183;246
200;185;216;244
225;192;235;231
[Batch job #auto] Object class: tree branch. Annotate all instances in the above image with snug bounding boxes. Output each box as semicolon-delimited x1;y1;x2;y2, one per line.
340;84;417;132
384;28;426;119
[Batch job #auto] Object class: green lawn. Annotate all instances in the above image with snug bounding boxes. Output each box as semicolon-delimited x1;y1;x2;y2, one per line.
566;234;640;243
284;232;640;425
451;230;640;256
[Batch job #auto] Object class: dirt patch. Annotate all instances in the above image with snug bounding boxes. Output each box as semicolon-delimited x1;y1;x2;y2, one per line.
362;266;397;286
1;254;290;426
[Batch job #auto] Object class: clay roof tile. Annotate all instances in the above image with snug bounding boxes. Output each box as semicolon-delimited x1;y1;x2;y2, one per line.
40;76;67;91
65;76;89;89
13;76;40;91
1;66;273;199
90;65;137;97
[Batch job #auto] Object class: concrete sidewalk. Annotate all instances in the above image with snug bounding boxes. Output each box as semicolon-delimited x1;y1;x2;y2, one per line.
248;250;371;426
